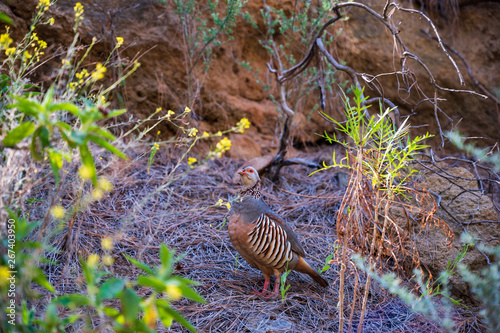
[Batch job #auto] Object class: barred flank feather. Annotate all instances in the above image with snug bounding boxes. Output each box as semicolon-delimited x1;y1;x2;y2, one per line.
248;214;292;270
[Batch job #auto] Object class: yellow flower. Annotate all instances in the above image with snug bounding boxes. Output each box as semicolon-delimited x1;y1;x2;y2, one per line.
37;39;47;49
76;69;89;79
62;59;70;66
91;63;107;81
101;237;114;251
50;205;65;219
153;143;160;150
235;118;251;133
92;188;104;200
100;95;106;105
0;33;13;49
156;107;162;112
165;283;182;300
143;303;158;329
78;165;93;180
5;47;16;56
166;110;175;120
74;2;84;18
184;106;191;113
188;128;198;137
217;198;223;205
87;253;99;268
37;0;51;10
226;202;231;210
202;131;210;137
216;137;231;151
157;130;161;135
102;254;114;266
23;50;31;59
48;17;55;25
116;37;123;48
98;177;114;192
215;131;222;137
188;157;197;165
0;266;9;287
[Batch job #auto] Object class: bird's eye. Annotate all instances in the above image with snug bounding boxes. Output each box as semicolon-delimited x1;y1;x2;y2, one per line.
248;169;254;173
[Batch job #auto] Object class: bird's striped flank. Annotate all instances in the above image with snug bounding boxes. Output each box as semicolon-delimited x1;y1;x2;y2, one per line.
247;214;292;269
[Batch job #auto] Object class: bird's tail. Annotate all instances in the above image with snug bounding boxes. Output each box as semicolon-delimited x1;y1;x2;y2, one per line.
295;257;328;287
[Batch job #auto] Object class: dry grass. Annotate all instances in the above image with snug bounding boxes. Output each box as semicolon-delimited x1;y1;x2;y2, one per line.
25;146;470;332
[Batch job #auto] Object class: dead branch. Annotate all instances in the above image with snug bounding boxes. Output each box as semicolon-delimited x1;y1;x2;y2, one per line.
421;29;500;105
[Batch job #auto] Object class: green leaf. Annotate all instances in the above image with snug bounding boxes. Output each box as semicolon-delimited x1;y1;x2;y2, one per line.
121;288;140;325
123;254;156;275
45;302;59;329
0;12;15;26
79;144;97;185
156;300;197;332
30;127;44;161
103;306;120;317
42;85;55;109
159;244;173;270
54;294;90;307
69;130;86;146
48;149;63;183
98;278;125;300
33;266;56;293
157;305;174;329
177;285;206;304
50;102;81;117
106;109;127;118
88;126;116;140
2;121;36;146
88;134;127;160
39;126;50;148
137;275;166;291
0;74;11;92
61;314;80;326
55;121;71;131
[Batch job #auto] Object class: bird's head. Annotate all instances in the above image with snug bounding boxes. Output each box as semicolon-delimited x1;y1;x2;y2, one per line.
238;166;260;188
237;166;262;199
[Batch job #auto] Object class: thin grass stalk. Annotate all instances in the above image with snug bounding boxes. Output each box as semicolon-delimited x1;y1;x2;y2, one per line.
357;189;382;333
347;268;360;333
338;236;347;333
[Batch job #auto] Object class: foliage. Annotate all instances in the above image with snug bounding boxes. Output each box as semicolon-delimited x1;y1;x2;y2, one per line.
425;242;470;307
0;1;136;187
242;0;345;119
4;85;128;185
354;233;500;333
319;247;338;274
446;130;500;171
1;214;204;332
280;269;291;303
312;86;432;195
313;86;440;332
167;0;246;108
0;2;242;332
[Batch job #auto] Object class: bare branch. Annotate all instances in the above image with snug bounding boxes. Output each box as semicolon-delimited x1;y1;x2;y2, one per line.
421;29;500;104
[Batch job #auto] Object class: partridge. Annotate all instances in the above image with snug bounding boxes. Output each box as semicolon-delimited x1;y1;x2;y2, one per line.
229;166;328;296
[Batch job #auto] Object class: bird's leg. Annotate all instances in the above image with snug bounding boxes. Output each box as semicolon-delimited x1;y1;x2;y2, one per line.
273;275;281;294
252;274;272;297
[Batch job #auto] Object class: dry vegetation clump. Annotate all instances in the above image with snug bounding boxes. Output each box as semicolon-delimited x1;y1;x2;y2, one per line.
22;145;462;332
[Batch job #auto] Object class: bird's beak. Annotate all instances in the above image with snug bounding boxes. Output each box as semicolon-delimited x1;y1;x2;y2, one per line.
237;170;245;176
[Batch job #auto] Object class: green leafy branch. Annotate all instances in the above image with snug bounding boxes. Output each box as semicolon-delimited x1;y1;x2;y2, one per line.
2;85;128;185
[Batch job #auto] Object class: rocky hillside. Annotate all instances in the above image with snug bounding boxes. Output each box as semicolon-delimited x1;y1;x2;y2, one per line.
3;0;499;155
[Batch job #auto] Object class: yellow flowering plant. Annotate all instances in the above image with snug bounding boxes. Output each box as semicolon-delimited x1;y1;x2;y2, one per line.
45;243;204;332
1;2;140;187
147;142;160;175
